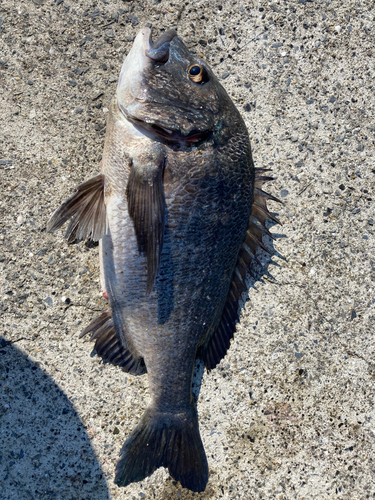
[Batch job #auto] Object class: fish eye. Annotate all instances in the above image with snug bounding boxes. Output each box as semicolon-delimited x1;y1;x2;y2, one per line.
188;64;209;84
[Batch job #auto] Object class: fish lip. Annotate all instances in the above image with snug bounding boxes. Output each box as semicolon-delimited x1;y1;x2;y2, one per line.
149;29;177;50
142;27;153;53
120;105;210;145
145;29;177;63
117;28;152;95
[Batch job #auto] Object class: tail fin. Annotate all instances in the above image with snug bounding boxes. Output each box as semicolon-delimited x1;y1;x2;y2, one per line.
115;405;208;493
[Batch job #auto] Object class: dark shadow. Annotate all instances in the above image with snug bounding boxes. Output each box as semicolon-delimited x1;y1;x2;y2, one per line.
0;338;110;500
85;239;99;249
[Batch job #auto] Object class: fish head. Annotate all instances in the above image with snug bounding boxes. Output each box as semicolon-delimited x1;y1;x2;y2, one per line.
117;28;227;148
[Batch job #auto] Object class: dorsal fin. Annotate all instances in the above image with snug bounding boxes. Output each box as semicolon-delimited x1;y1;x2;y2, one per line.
202;168;282;372
80;310;147;375
47;174;106;243
126;162;165;296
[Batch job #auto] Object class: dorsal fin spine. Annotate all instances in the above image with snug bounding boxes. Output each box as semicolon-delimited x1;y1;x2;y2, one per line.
202;168;281;371
252;202;281;225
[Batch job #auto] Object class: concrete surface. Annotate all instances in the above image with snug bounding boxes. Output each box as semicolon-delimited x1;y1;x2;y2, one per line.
1;0;374;499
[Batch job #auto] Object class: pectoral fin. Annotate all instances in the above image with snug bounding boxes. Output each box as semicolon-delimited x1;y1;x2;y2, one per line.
126;161;166;295
47;174;106;243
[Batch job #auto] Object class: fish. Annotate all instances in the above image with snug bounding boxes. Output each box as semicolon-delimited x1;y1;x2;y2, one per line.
47;27;281;493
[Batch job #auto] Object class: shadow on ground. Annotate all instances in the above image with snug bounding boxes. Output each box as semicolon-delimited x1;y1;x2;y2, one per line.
0;338;109;500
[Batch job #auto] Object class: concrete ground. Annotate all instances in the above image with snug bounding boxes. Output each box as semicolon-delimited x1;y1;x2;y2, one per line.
1;0;374;499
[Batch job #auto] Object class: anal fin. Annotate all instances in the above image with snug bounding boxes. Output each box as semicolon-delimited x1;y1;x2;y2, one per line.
47;174;106;243
80;310;146;375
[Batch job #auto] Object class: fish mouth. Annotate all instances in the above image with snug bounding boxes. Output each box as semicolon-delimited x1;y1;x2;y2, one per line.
142;122;211;145
120;105;211;145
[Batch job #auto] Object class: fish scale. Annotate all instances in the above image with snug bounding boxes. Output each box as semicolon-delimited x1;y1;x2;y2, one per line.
47;27;281;493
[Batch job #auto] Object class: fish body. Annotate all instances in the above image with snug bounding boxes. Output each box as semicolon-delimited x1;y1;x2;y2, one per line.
48;28;280;492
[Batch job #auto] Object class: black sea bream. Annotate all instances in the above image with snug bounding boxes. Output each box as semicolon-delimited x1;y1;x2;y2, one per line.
48;27;280;492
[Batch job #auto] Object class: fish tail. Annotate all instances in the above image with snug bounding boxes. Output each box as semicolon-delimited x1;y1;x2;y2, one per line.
115;405;208;492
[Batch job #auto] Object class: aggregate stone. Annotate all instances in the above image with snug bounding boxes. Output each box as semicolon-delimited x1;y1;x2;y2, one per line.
1;1;375;499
